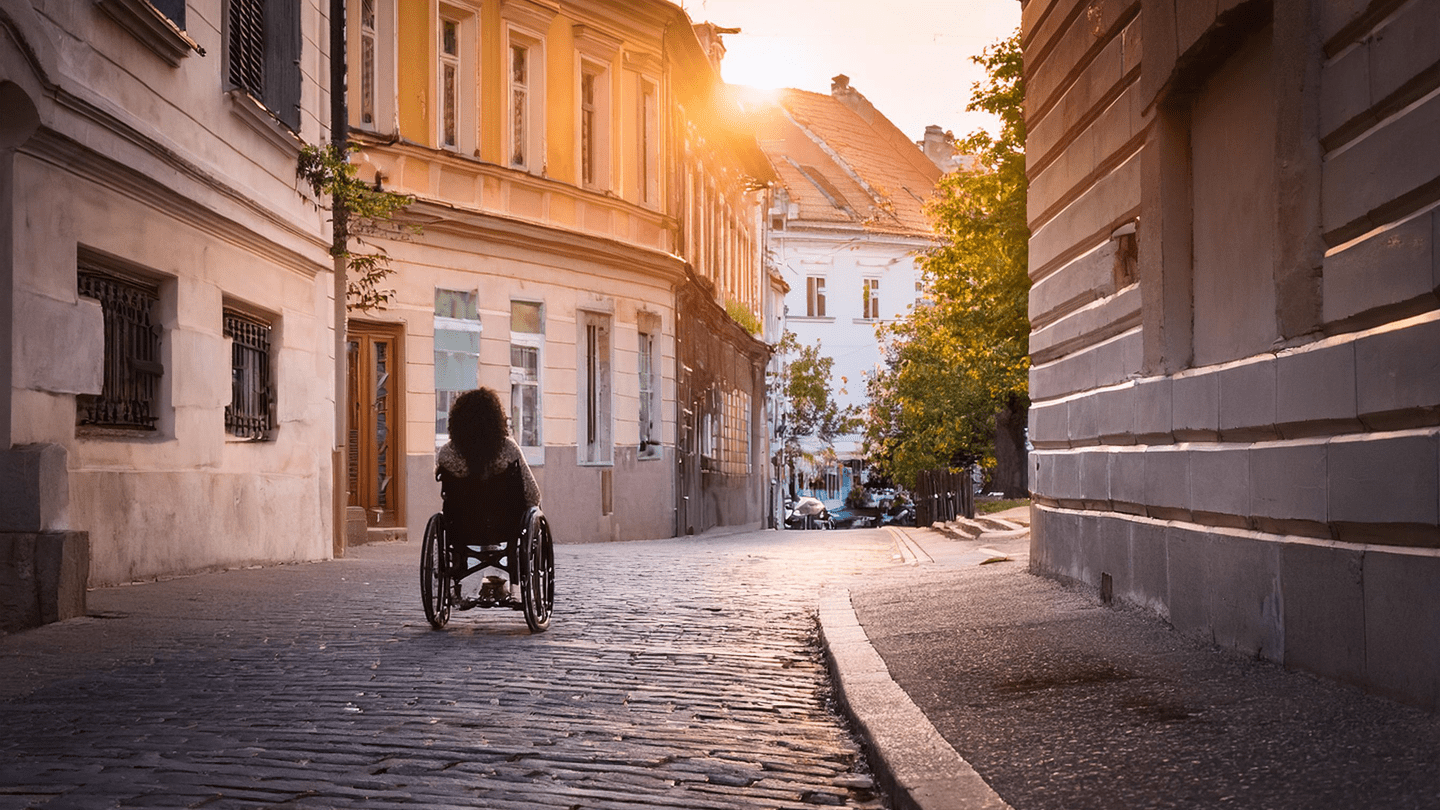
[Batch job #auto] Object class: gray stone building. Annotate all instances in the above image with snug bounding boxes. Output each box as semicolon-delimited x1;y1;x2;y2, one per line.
0;0;336;631
1023;0;1439;709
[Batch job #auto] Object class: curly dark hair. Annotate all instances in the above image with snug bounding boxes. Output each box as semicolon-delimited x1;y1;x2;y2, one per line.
448;387;509;464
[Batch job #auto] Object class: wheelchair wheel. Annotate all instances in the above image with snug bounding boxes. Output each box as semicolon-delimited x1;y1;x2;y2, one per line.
421;513;451;629
520;509;554;633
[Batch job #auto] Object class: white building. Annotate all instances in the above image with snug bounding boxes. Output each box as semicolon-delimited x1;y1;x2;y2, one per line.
742;76;943;497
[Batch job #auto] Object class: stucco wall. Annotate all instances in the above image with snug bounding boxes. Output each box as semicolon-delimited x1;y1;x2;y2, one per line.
11;155;334;585
1;1;336;589
370;217;683;547
1023;0;1440;710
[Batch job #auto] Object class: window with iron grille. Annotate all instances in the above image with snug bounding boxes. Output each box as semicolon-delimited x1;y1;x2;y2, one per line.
77;270;163;431
227;0;302;131
224;310;275;439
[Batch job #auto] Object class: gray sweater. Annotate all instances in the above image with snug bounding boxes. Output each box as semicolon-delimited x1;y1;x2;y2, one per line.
435;436;541;510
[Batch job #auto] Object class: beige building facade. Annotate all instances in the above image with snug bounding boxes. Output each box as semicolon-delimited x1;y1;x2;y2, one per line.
1023;0;1440;709
0;0;338;628
342;1;774;545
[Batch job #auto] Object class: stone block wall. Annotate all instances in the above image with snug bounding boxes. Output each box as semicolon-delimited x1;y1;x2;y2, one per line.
0;532;88;634
1022;0;1440;710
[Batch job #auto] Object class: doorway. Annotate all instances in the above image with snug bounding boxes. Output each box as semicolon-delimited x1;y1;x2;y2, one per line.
347;322;405;528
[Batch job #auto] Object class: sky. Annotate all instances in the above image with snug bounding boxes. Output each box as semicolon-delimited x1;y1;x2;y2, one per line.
679;0;1022;143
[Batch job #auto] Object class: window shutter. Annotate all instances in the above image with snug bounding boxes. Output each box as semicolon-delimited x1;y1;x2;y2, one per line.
264;0;302;131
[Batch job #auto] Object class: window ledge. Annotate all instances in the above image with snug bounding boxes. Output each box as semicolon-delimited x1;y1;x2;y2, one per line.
96;0;203;67
521;445;544;467
227;89;302;154
790;316;835;323
76;425;165;442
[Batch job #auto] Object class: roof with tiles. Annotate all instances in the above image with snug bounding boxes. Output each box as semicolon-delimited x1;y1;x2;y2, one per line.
736;79;943;237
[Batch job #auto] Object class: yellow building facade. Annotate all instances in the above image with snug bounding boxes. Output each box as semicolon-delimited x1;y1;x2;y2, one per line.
343;0;773;544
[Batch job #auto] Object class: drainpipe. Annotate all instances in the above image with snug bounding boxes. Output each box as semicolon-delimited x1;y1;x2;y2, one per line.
330;0;349;557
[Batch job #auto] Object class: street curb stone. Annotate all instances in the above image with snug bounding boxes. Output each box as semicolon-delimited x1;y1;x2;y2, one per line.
818;587;1011;810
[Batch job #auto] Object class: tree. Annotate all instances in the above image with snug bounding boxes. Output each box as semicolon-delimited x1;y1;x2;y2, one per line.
865;31;1030;495
296;143;415;311
773;331;862;497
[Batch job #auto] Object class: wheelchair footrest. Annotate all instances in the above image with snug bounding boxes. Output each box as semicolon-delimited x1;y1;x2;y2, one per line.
455;575;523;611
457;595;524;611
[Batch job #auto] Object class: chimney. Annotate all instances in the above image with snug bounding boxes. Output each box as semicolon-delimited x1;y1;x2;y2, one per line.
693;23;741;70
830;74;876;123
919;125;960;171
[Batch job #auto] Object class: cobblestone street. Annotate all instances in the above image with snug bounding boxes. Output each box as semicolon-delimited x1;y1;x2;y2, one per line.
0;529;902;809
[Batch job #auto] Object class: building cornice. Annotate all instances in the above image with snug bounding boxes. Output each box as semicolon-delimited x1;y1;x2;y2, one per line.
771;223;938;248
403;198;689;288
23;126;329;278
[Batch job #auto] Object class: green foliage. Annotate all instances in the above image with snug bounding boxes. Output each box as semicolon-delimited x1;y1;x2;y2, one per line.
725;298;763;336
976;498;1030;515
865;31;1029;488
297;143;416;312
774;331;862;479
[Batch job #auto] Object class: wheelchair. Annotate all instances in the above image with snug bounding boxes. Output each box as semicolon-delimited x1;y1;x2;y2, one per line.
420;459;555;632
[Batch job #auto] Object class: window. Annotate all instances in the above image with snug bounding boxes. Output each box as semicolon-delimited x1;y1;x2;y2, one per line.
574;24;619;189
96;0;199;65
227;0;302;131
806;276;827;317
581;70;597;184
77;269;163;431
224;309;275;440
578;312;612;465
1188;26;1277;366
722;390;751;475
700;395;717;466
498;1;554;170
350;0;397;133
360;0;377;125
439;18;460;148
638;79;659;204
579;66;610;188
510;43;530;167
150;0;185;26
434;289;481;447
862;278;881;320
510;301;544;453
638;329;657;452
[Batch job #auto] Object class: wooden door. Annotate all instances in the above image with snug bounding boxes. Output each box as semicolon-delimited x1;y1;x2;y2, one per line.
347;322;404;528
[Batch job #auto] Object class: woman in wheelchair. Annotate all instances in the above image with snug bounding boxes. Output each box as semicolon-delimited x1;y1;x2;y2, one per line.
425;387;553;631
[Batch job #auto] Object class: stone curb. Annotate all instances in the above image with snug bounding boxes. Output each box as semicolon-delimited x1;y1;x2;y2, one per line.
818;588;1012;810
